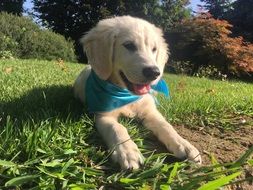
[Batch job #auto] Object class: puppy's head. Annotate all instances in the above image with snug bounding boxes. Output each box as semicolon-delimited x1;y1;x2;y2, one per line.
81;16;169;95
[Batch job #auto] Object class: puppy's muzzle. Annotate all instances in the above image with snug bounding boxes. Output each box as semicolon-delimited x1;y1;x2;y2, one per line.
142;66;160;80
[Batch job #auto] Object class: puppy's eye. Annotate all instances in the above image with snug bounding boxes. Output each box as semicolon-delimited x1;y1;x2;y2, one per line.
123;42;137;52
152;47;157;53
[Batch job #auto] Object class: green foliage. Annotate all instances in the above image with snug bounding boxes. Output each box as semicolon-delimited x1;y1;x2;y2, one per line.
194;65;228;80
160;0;192;31
32;0;191;61
0;12;76;61
227;0;253;43
199;0;233;19
167;61;194;75
0;0;24;15
0;50;15;59
168;61;228;80
33;0;190;35
115;0;191;31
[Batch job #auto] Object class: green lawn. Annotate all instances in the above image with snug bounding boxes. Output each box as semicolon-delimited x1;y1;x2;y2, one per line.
0;59;252;189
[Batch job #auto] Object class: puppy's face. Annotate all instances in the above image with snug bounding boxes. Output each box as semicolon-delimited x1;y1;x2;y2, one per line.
113;25;167;95
81;16;168;95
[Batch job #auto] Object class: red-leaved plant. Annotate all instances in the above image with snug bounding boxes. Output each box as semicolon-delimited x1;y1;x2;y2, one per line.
170;13;253;77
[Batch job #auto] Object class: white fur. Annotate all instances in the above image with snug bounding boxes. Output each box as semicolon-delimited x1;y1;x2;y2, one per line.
74;16;201;170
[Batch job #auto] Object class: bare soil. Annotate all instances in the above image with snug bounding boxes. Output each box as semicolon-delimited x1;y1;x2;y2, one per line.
175;125;253;190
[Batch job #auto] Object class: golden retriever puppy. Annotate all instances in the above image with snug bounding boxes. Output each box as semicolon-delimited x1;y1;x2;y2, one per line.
74;16;201;170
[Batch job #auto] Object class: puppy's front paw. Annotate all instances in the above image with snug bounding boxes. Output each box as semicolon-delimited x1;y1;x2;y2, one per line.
169;138;202;164
111;139;144;170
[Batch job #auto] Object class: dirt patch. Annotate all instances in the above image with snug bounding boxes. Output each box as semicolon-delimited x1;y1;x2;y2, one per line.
175;125;253;190
175;126;253;164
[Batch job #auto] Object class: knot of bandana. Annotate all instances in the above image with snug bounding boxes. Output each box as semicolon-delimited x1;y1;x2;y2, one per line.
85;70;170;113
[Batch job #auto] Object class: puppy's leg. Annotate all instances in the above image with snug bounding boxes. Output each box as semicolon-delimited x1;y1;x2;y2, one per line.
95;114;144;170
141;107;202;164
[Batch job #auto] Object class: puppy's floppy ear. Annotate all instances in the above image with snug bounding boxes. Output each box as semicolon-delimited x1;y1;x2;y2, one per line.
155;28;169;69
80;21;116;80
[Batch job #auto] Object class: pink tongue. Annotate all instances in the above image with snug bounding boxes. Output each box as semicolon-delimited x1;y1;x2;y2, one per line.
133;84;151;95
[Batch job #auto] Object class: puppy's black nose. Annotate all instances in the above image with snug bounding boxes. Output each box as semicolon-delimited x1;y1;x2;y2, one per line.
142;66;160;80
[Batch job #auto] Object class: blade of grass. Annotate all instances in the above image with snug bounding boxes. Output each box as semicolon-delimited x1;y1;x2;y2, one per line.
197;171;242;190
5;174;39;187
61;158;75;174
231;145;253;168
0;160;16;167
167;162;179;184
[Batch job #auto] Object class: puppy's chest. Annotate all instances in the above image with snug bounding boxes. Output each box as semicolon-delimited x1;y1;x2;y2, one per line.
118;95;154;118
119;103;138;118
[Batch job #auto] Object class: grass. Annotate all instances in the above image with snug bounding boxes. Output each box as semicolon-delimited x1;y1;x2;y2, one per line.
160;74;253;130
0;59;252;189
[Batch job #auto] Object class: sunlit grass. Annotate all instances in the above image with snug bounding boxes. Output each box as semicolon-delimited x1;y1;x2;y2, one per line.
160;74;253;130
0;59;252;189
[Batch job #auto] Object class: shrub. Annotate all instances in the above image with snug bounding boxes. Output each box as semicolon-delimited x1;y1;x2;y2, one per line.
194;65;228;80
0;50;15;59
168;13;253;78
0;12;76;61
167;60;194;75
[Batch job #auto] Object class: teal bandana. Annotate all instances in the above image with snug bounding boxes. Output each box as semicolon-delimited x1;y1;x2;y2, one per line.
85;70;169;113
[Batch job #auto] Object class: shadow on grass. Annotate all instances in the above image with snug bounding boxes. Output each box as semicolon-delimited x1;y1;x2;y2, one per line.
0;85;84;125
0;85;182;167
